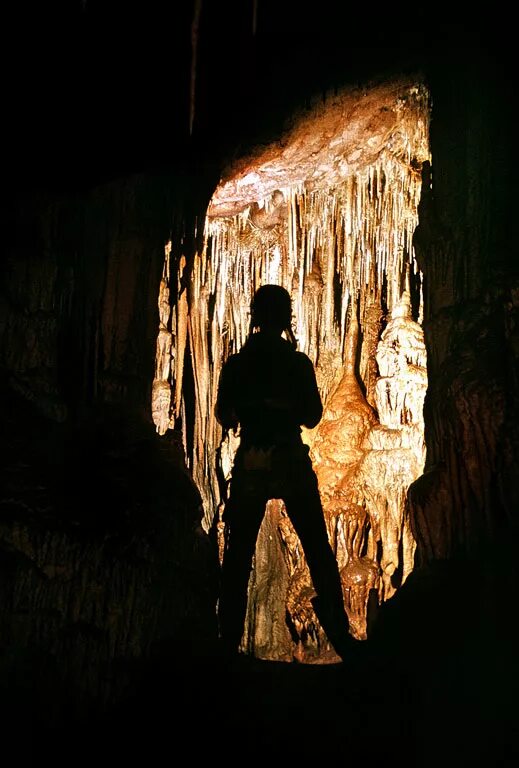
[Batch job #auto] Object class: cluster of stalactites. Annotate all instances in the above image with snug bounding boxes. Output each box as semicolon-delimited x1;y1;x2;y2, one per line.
204;152;422;347
152;244;189;439
182;154;424;525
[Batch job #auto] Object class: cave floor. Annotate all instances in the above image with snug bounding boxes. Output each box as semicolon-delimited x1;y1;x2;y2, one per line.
34;630;517;768
13;542;519;767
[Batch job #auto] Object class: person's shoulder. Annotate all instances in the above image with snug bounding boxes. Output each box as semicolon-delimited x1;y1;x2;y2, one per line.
223;351;241;367
291;349;315;373
293;349;313;365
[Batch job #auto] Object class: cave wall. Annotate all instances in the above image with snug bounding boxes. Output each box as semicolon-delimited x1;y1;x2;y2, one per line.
409;52;518;562
2;175;176;419
1;174;221;724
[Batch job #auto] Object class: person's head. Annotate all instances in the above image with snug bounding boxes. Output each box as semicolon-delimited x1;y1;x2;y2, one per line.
250;284;292;333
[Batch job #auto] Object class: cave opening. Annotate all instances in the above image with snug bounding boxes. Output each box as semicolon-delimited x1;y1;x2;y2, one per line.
153;75;431;662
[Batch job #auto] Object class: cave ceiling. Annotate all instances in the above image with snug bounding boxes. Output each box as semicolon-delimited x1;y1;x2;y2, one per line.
207;77;428;218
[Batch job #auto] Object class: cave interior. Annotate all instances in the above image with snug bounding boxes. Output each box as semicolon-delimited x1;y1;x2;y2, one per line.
1;2;517;765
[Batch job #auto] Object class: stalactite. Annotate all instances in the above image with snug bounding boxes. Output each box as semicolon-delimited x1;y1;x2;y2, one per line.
152;242;173;435
174;256;189;420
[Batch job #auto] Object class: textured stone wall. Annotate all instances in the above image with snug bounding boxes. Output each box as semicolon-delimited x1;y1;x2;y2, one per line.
2;176;173;420
409;57;518;562
1;177;220;723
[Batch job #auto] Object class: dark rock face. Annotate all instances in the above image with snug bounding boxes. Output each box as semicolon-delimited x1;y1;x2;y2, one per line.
0;389;220;728
409;62;518;562
2;178;175;419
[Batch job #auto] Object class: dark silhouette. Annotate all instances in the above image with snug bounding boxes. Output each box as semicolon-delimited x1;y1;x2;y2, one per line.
215;284;358;660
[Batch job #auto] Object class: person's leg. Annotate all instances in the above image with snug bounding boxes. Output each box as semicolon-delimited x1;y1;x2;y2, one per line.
218;471;268;654
282;451;355;658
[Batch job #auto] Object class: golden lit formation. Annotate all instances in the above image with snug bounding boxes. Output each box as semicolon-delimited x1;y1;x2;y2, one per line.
153;77;431;661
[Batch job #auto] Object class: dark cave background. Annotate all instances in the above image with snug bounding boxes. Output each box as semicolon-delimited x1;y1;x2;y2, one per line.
1;2;517;765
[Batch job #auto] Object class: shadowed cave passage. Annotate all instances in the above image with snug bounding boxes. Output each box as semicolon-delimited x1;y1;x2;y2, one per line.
153;76;431;663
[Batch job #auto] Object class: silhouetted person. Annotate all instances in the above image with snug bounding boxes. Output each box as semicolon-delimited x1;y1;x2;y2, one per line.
216;284;357;660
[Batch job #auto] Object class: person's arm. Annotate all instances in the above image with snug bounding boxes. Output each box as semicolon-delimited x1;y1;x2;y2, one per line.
215;355;240;431
297;353;323;428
